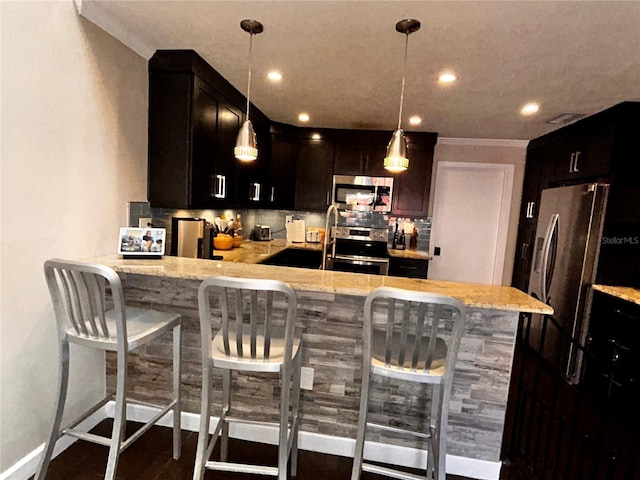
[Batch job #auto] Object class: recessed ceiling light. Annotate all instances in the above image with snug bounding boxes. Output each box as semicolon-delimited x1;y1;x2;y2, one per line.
409;116;422;125
267;71;282;81
298;113;310;122
438;72;457;84
520;102;540;116
311;133;321;140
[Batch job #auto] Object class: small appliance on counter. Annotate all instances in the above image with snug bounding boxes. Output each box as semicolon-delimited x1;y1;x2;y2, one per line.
306;229;320;243
171;217;205;258
286;219;306;243
253;225;272;241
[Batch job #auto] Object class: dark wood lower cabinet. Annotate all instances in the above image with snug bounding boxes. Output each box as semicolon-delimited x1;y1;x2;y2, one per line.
389;256;429;278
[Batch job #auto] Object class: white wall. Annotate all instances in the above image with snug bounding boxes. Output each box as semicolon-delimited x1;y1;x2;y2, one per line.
0;0;148;470
430;139;528;285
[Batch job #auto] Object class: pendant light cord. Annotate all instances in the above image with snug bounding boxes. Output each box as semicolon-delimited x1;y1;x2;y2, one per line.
397;32;409;130
245;32;253;122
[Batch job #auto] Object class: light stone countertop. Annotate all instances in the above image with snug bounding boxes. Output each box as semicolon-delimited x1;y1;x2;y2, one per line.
592;284;640;306
87;253;552;314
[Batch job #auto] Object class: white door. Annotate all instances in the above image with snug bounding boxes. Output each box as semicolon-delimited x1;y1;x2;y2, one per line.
428;162;514;285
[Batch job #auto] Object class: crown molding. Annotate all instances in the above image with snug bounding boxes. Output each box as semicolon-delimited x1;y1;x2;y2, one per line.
74;0;156;59
437;137;529;148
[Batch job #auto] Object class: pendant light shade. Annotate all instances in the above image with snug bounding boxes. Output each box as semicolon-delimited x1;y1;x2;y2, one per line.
384;128;409;172
384;19;420;173
235;120;258;161
234;19;263;162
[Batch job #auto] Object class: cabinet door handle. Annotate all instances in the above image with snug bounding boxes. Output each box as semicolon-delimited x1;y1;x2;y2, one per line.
573;151;581;172
326;190;331;205
213;174;226;199
569;152;575;173
521;242;530;259
525;201;535;219
270;186;275;203
250;182;261;202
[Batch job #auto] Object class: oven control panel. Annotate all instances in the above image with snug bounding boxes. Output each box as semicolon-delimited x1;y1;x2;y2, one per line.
332;226;389;241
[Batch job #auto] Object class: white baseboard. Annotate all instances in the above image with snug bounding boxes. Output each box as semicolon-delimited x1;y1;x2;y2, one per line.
0;408;108;480
2;402;501;480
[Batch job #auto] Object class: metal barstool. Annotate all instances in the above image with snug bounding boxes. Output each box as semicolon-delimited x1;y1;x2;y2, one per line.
35;259;182;480
351;287;466;480
193;276;302;480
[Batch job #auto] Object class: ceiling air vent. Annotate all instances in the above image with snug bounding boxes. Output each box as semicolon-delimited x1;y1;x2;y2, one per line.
545;112;585;125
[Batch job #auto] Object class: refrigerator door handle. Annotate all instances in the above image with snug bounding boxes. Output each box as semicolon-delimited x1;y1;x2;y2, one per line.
540;213;559;303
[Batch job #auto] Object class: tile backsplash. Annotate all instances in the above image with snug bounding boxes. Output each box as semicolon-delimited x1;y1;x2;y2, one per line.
128;202;431;254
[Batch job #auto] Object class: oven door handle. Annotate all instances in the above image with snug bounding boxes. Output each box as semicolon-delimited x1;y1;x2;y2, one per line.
332;255;390;266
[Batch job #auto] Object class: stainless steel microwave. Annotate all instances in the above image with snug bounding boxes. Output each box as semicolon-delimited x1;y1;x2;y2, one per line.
331;175;394;212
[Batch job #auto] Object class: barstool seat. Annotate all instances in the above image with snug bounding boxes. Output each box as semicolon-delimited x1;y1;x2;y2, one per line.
35;259;182;480
351;286;466;480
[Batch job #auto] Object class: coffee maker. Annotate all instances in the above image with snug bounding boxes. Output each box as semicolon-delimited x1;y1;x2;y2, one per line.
170;217;206;258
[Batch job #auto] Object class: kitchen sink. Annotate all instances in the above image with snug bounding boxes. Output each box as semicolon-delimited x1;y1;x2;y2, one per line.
259;248;322;270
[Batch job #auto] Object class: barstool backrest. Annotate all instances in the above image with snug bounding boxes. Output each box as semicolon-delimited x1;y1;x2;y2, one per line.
364;287;466;380
198;276;297;361
44;259;126;343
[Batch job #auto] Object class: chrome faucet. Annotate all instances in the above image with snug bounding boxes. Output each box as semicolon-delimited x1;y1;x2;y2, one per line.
321;204;339;270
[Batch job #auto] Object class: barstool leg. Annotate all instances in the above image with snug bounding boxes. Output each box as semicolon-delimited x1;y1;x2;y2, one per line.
192;361;212;480
427;383;442;480
290;352;302;477
105;348;128;480
278;363;292;480
220;368;231;462
436;383;448;480
35;340;70;480
350;362;372;480
172;324;182;460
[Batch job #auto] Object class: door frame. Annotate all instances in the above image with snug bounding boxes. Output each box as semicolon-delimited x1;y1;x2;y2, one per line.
430;161;515;285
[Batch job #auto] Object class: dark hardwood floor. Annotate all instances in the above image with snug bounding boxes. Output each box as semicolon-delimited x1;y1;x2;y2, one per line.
33;420;526;480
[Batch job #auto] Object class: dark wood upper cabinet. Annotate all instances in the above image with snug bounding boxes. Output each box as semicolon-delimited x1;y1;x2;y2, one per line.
294;131;335;211
268;123;298;210
148;50;438;215
333;130;390;177
390;133;438;217
148;50;270;209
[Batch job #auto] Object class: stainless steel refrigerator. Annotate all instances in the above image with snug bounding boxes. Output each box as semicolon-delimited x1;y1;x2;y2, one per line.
528;183;609;384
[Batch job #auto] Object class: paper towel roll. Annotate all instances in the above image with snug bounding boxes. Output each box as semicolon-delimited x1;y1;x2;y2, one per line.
291;220;306;243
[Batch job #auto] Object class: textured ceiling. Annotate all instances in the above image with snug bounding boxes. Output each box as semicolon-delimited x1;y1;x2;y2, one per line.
82;0;640;140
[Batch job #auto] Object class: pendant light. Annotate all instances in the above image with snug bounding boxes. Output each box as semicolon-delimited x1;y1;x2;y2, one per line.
384;19;421;173
234;19;263;162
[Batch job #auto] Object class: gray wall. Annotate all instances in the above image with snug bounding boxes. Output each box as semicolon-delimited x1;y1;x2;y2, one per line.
0;1;148;471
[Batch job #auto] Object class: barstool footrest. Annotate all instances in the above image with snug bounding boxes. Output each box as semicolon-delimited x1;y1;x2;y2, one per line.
366;421;432;439
205;460;279;476
121;400;177;451
63;429;112;447
362;462;425;480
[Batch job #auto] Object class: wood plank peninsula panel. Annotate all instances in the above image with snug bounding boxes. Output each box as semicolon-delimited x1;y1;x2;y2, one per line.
89;255;551;473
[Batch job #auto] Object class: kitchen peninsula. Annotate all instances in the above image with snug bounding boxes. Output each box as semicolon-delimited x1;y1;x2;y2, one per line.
91;250;550;480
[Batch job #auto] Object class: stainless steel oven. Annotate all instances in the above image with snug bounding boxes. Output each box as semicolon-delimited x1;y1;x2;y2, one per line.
325;226;389;275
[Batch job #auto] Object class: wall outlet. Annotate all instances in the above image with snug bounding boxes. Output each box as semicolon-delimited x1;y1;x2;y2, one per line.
138;217;153;228
300;367;314;390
